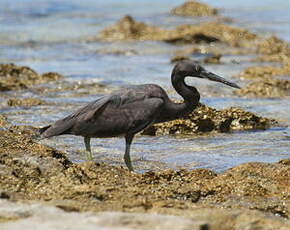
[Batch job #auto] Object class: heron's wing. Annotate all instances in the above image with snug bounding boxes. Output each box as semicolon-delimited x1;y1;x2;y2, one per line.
40;95;114;138
41;85;166;138
69;95;114;120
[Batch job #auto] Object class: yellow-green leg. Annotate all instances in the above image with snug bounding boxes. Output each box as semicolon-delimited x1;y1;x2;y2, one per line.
124;134;134;171
84;137;93;161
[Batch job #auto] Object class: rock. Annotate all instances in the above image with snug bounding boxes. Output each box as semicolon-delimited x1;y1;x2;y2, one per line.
165;22;257;47
0;190;10;199
236;62;290;97
98;15;168;41
203;53;222;64
0;201;290;230
0;64;63;91
0;200;207;230
0;115;8;128
201;161;290;218
257;36;290;56
98;16;257;47
170;55;191;63
142;104;276;136
255;36;290;64
7;98;46;107
171;1;218;17
235;79;290;98
1;123;290;228
238;64;290;80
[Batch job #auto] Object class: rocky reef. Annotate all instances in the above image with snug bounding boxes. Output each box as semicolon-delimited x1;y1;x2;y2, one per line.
256;36;290;63
236;79;290;98
98;15;168;41
143;104;275;136
98;16;256;47
236;55;290;98
0;122;290;229
0;64;63;91
6;98;46;107
171;1;218;17
238;64;290;80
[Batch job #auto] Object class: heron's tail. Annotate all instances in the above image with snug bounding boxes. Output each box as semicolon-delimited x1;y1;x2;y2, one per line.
30;125;51;140
37;125;51;138
39;125;51;134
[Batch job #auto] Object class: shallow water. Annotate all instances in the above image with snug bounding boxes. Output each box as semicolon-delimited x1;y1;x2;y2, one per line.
0;0;289;172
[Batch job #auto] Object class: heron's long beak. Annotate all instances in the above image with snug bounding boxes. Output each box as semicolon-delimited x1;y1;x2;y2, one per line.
199;71;241;89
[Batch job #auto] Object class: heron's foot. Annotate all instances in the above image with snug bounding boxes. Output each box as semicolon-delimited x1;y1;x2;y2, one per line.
86;150;93;161
127;164;134;172
124;155;134;172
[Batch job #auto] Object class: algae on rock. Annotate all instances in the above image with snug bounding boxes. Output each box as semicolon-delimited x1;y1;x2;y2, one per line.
98;15;169;41
171;1;218;17
142;104;275;136
0;64;63;91
7;98;46;107
235;79;290;98
98;16;257;48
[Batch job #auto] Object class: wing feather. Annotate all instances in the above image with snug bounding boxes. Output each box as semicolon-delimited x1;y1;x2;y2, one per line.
40;84;166;138
41;95;113;138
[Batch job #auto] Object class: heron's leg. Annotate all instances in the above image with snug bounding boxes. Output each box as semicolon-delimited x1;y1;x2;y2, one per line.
84;137;93;161
124;134;134;172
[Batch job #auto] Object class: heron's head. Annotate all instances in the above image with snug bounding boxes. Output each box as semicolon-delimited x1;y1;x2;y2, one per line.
173;60;240;89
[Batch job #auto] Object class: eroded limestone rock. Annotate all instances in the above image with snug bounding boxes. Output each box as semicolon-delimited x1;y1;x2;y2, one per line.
235;79;290;98
171;1;218;17
7;98;46;107
143;104;275;136
0;122;289;228
238;63;290;80
98;15;168;41
0;64;63;91
98;16;257;47
0;115;8;128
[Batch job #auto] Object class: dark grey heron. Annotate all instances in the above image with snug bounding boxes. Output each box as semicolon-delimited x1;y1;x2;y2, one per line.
39;61;240;171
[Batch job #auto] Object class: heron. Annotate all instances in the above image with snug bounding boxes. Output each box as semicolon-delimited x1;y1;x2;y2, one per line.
39;61;240;171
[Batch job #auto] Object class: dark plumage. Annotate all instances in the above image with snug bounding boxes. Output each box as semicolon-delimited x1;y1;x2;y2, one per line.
39;61;240;171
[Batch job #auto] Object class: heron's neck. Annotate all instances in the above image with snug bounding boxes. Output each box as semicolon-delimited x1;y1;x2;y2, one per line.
169;72;200;118
171;72;200;107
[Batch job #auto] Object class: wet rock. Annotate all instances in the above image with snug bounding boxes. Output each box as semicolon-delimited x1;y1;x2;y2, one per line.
98;16;257;47
0;190;10;199
0;115;8;128
236;61;290;97
203;53;222;64
1;123;290;227
0;64;63;91
235;79;290;98
142;104;276;136
165;22;257;47
204;161;290;218
238;64;290;80
7;98;46;107
170;55;191;63
41;72;63;81
257;36;289;55
255;36;290;64
171;52;222;64
171;1;218;17
98;15;168;41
